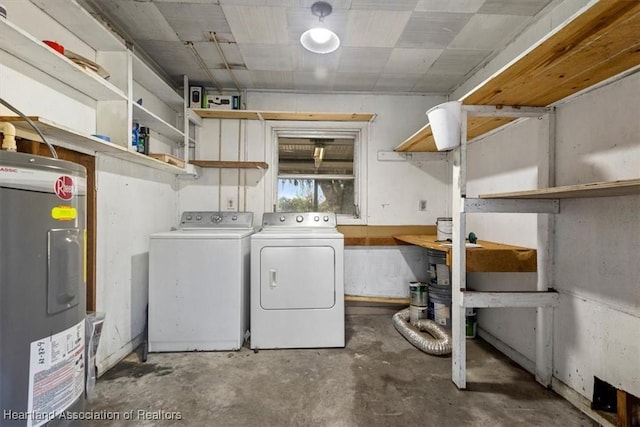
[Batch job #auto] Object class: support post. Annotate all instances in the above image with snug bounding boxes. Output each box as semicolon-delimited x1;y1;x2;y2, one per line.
451;108;468;389
535;107;556;386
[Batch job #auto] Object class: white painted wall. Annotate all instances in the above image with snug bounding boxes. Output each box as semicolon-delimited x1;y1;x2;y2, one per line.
345;246;429;298
95;155;178;374
177;92;450;299
179;92;450;225
464;69;640;400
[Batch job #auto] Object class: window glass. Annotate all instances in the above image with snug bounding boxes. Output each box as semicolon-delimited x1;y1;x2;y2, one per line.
277;137;355;215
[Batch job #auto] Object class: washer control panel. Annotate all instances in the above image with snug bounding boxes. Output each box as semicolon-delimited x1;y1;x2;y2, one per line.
179;211;253;229
262;212;336;228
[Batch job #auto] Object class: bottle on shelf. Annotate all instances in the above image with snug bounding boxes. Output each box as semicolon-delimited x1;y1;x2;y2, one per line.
137;126;149;155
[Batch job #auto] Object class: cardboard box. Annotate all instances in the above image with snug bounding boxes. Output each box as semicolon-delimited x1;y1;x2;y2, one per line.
189;86;203;108
205;94;240;110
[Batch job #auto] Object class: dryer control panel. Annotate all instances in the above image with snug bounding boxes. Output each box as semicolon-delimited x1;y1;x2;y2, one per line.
261;212;336;228
179;211;253;229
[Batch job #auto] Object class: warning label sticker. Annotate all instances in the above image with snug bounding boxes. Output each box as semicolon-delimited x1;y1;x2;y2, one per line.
27;320;85;427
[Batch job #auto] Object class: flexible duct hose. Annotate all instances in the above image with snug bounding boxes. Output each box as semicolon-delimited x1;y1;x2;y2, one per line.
392;308;452;356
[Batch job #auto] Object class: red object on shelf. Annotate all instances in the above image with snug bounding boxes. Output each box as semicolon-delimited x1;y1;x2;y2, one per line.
43;40;64;55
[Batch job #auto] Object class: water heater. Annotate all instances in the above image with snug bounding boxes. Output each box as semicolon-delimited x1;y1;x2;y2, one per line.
1;151;86;425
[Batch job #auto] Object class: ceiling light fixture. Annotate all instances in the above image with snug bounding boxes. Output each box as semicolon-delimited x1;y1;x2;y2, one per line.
300;1;340;54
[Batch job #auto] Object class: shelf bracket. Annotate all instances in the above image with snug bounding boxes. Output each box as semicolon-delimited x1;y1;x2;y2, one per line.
462;105;551;118
464;198;559;213
461;290;559;308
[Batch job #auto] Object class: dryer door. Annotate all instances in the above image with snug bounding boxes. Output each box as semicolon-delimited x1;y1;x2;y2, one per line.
260;245;335;310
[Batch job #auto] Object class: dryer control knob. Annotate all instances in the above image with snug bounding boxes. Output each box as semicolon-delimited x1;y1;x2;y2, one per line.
196;215;202;220
314;216;320;222
232;215;238;221
296;215;304;223
212;215;222;223
323;216;329;222
186;215;193;221
280;216;286;222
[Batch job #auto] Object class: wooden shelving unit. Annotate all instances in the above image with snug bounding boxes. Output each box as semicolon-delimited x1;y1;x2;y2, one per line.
132;103;185;144
190;160;268;170
395;1;640;153
393;235;536;273
1;116;187;174
193;109;376;122
390;1;640;391
480;178;640;199
0;18;126;102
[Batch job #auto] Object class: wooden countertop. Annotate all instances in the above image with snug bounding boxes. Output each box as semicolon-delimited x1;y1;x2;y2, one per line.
393;234;536;273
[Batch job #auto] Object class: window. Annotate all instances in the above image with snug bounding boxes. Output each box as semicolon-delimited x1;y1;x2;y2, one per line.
277;136;355;214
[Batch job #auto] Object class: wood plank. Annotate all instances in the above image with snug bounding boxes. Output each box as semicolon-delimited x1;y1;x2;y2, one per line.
192;109;375;122
345;295;410;305
461;290;559;308
394;123;437;152
148;153;185;168
480;178;640;199
259;112;375;121
396;1;640;152
338;225;436;246
394;234;537;272
192;109;260;120
190;160;269;169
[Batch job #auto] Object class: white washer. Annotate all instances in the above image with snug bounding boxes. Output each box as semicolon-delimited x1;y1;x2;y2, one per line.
251;212;344;350
149;211;254;352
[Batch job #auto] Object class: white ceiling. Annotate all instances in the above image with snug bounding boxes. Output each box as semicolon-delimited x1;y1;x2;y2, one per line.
82;0;556;94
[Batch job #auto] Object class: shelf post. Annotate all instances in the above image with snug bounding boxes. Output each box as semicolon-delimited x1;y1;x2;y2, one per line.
451;107;468;389
535;107;557;386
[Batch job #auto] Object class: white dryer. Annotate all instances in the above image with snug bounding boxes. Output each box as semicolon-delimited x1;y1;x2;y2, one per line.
149;211;254;352
251;212;344;350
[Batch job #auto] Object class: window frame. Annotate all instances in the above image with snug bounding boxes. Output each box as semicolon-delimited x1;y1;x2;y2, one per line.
266;120;368;225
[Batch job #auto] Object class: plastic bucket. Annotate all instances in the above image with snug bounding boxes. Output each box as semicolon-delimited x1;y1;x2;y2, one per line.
426;249;450;287
409;282;428;307
427;101;462;151
428;284;452;328
436;217;452;241
465;311;477;338
409;305;428;326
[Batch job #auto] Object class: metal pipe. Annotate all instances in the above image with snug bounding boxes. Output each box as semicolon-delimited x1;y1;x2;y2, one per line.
209;32;242;94
392;308;452;356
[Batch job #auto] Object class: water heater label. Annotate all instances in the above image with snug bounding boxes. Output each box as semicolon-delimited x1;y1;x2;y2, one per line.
54;175;75;200
51;206;78;221
27;320;85;427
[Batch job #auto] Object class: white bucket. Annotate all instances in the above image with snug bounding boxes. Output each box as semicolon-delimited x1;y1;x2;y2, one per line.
427;101;462;151
436;217;452;241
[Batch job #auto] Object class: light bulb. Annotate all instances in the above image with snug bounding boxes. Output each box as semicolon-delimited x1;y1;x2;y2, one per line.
309;28;332;44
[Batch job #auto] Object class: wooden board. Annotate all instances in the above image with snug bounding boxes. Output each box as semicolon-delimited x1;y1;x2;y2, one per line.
337;225;436;246
395;1;640;152
480;178;640;199
345;295;410;305
190;160;268;169
148;153;185;168
192;109;375;122
394;234;537;273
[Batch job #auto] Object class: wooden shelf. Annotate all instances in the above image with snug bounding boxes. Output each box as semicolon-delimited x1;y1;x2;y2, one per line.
395;1;640;152
192;109;376;122
338;225;436;246
393;234;536;273
31;0;125;51
0;18;127;102
480;178;640;199
132;103;184;144
190;160;269;169
132;55;183;111
2;116;127;154
1;116;186;174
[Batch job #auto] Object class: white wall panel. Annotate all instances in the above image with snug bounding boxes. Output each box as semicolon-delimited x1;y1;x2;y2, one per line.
95;154;178;374
344;246;429;298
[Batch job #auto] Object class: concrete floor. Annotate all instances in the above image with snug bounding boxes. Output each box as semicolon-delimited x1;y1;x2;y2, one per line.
87;314;596;426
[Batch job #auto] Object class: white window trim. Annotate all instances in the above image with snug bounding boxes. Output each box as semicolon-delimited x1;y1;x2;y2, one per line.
264;120;368;225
